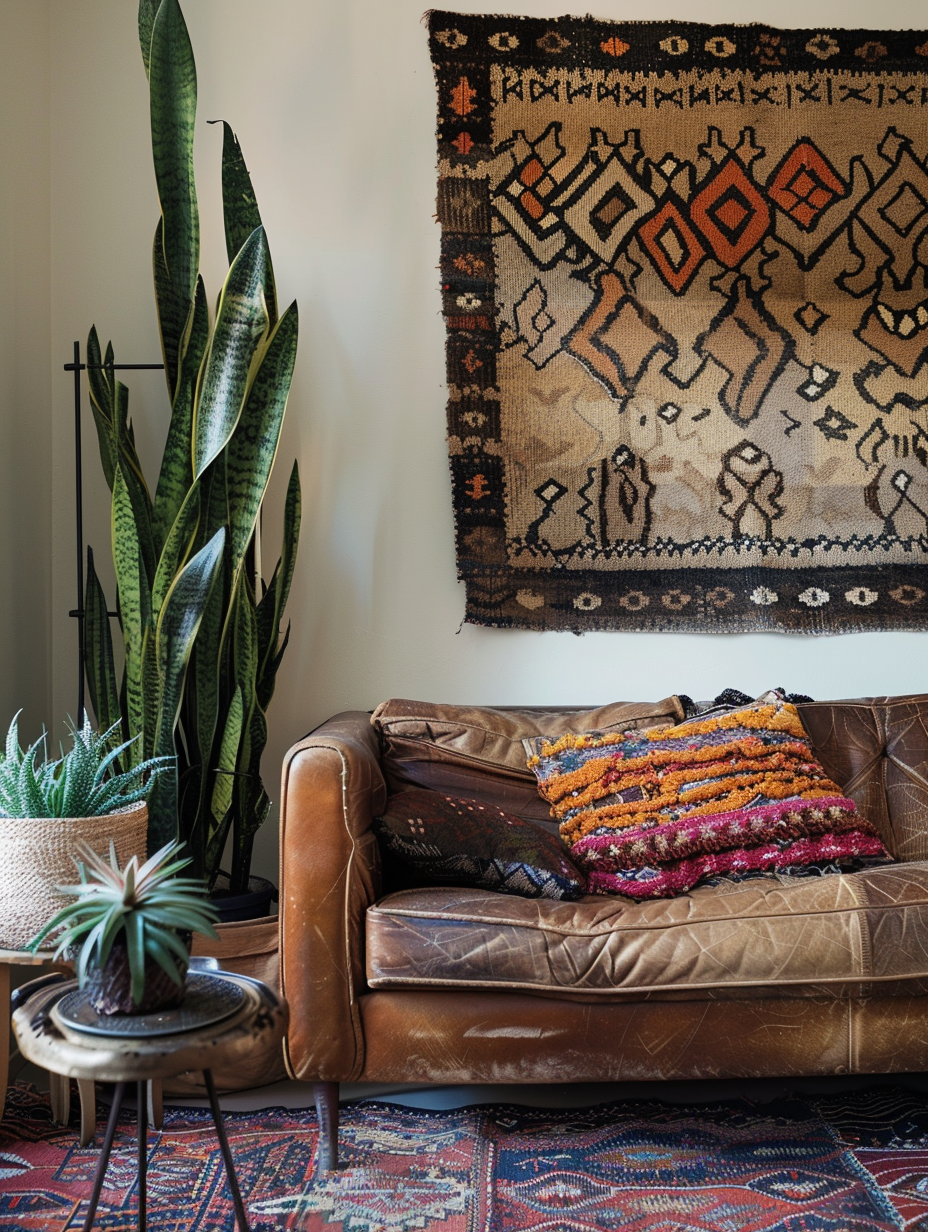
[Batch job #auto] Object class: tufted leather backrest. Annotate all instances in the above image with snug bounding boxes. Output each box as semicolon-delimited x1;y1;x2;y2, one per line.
799;696;928;862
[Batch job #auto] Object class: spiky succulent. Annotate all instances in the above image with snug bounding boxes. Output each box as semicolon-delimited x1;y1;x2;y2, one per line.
0;714;170;819
30;839;219;1006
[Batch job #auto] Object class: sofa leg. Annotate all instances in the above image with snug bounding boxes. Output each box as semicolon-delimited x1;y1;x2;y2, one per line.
313;1082;339;1171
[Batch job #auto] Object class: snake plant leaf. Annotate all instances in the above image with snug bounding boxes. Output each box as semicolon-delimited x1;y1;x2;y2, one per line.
257;621;290;712
154;527;226;752
192;225;269;480
225;301;298;574
148;528;225;849
212;120;278;327
189;459;231;819
210;684;243;824
149;0;199;394
86;331;150;498
232;571;259;708
138;0;161;79
274;459;301;630
152;218;189;401
112;468;150;764
256;460;301;681
85;329;118;490
115;448;156;592
152;485;200;619
153;274;208;550
84;548;121;739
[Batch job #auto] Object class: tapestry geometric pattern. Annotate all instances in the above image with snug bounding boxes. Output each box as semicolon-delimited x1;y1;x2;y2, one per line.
430;15;928;631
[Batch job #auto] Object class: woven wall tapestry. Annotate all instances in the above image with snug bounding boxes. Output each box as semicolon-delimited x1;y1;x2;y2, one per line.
429;14;928;633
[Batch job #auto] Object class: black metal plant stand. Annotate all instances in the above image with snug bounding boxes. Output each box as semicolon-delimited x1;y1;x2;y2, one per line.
64;340;163;719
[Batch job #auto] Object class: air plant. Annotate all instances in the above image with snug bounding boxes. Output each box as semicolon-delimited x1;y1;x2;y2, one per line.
30;839;219;1012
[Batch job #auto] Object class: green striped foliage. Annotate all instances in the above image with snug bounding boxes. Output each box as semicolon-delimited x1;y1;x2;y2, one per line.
82;0;300;888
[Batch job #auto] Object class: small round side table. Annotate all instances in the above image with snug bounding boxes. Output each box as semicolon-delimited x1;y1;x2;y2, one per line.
12;970;288;1232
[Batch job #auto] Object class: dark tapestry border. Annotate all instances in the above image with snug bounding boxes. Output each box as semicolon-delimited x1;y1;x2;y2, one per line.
457;562;928;633
427;13;928;76
431;14;928;635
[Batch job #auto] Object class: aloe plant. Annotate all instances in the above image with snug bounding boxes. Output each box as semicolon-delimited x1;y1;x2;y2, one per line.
0;714;169;820
83;0;300;892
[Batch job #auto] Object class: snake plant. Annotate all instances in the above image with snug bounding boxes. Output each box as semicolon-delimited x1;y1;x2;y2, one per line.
0;714;169;819
30;839;219;1010
83;0;300;891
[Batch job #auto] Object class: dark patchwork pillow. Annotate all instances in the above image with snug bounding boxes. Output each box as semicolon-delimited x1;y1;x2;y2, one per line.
373;788;587;901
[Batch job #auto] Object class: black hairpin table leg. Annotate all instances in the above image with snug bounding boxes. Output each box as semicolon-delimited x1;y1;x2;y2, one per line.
137;1080;148;1232
203;1068;250;1232
81;1081;125;1232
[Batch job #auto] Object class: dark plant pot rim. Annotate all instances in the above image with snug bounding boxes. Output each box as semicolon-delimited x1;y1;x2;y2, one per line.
209;873;277;923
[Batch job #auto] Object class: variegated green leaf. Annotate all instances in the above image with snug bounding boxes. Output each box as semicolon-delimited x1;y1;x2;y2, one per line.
152;217;191;404
232;572;259;717
112;468;149;766
192;226;269;479
115;451;156;591
153;273;207;547
149;0;198;393
257;460;300;681
191;541;228;820
154;528;225;755
212;120;278;326
138;0;161;79
83;548;121;739
148;529;224;848
152;484;200;617
85;329;117;490
86;331;150;497
225;302;298;574
210;685;243;824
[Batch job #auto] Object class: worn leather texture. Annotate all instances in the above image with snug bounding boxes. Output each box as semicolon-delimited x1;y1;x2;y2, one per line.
278;712;385;1082
366;866;928;999
799;696;928;861
280;696;928;1085
356;990;928;1082
370;697;685;822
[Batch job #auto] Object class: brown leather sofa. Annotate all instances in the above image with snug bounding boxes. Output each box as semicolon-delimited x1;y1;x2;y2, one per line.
279;694;928;1168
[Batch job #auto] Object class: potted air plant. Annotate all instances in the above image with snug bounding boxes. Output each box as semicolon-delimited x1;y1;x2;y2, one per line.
0;714;169;951
30;840;219;1015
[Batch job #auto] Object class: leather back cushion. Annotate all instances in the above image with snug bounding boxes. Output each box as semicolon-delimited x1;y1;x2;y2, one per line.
799;696;928;862
370;696;928;857
370;698;685;824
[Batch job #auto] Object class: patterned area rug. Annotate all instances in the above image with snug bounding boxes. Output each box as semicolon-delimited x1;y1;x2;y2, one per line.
3;1082;928;1230
430;15;928;632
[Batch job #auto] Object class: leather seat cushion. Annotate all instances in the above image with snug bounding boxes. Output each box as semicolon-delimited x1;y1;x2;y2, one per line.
366;862;928;1000
370;697;685;822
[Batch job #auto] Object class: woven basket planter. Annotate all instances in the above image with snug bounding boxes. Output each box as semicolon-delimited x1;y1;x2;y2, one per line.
0;804;148;950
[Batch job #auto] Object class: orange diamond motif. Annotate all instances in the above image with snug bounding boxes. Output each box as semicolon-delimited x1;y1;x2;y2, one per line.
690;157;771;268
767;140;846;232
638;200;706;294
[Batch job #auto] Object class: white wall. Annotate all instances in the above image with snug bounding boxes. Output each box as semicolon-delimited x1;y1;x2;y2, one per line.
0;1;52;742
30;0;928;881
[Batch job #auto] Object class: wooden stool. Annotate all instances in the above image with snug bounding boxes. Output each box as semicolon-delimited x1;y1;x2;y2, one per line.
12;971;288;1232
0;948;62;1119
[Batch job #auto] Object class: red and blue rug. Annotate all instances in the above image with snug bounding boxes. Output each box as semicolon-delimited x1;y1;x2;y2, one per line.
1;1081;928;1229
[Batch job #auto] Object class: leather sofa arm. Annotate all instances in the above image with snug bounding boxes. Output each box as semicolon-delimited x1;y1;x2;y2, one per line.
279;711;386;1082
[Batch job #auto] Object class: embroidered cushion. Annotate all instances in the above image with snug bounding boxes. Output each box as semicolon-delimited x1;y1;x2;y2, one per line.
373;788;587;901
526;700;890;899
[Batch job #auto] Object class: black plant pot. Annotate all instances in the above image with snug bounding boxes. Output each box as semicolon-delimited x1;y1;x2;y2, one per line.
88;934;188;1016
208;873;277;923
